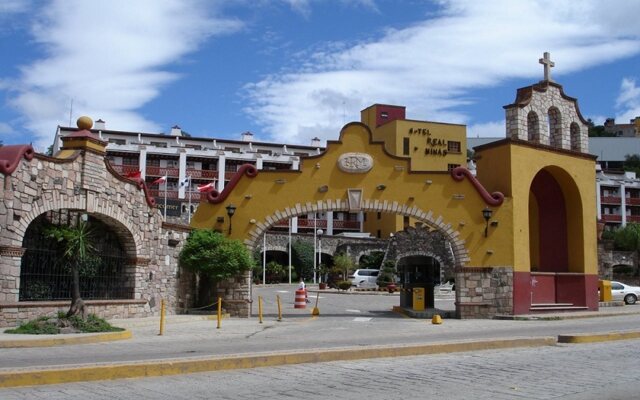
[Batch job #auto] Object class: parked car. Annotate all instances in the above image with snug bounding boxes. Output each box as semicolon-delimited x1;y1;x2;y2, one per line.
611;281;640;305
349;269;379;288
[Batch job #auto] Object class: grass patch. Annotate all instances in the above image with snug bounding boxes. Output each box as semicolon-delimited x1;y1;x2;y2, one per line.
5;313;124;335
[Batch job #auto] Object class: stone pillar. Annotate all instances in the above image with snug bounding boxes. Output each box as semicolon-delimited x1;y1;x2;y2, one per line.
178;149;187;199
596;181;602;221
621;183;627;227
291;216;298;233
217;155;226;192
256;158;263;170
138;145;147;179
326;211;334;235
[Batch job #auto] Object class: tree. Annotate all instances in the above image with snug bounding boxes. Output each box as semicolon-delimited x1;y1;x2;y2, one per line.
624;154;640;176
587;119;613;137
292;239;314;281
179;229;254;306
46;221;96;318
179;229;253;280
332;252;354;282
359;252;384;269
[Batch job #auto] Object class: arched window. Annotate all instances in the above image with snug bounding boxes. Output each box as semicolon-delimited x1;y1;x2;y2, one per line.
527;111;540;142
548;107;562;147
570;122;581;151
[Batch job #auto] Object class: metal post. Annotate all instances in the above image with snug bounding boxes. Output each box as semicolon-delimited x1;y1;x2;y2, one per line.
277;295;282;322
187;176;192;223
258;296;263;324
159;299;166;336
288;218;292;285
313;213;317;284
163;180;167;221
262;232;266;285
318;235;322;284
217;296;222;329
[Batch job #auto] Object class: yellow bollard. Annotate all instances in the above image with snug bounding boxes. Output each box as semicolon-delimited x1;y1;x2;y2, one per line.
277;295;282;322
431;314;443;325
159;299;166;336
258;296;264;324
217;297;222;329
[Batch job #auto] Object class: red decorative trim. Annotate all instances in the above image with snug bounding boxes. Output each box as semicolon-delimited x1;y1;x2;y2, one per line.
0;144;35;176
450;167;504;206
105;160;156;207
206;164;258;204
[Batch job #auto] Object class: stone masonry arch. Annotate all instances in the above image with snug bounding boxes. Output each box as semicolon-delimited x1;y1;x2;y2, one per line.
247;200;469;269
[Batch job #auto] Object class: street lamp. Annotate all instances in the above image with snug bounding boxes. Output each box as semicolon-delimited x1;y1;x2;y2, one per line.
317;229;324;284
226;204;237;235
482;207;492;237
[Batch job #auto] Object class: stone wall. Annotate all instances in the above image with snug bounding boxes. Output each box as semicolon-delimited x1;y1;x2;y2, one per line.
0;144;249;327
455;266;513;319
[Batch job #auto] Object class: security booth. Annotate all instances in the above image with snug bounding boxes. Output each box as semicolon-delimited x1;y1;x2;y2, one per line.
398;256;440;311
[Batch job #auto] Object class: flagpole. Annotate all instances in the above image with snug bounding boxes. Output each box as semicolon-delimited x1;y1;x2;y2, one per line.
288;218;292;285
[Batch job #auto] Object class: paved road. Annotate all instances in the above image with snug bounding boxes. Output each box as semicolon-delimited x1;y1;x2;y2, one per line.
1;339;638;399
1;285;639;370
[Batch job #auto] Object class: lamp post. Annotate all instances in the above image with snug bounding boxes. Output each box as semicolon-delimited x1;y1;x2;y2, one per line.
482;207;492;237
226;204;237;235
317;229;324;284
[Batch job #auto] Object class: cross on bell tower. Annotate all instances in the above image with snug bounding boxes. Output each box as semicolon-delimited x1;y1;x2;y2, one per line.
539;51;555;82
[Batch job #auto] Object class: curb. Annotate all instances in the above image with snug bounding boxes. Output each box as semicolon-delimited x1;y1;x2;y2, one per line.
558;330;640;344
0;337;554;388
0;330;132;348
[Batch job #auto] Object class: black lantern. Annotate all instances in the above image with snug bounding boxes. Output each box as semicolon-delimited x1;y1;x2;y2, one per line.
482;207;492;237
226;204;237;235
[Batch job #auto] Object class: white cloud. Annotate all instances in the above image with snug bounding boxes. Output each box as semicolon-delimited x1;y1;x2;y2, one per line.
245;0;640;145
4;0;242;149
0;0;30;14
467;121;505;138
615;78;640;123
0;122;11;134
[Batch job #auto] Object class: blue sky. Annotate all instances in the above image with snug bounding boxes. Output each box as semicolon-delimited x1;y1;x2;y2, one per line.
1;0;640;151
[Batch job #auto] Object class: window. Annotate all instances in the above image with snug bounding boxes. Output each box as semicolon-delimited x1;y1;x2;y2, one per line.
150;141;167;148
380;112;388;119
403;137;410;155
377;229;381;238
185;144;201;150
225;147;240;153
108;139;126;145
403;216;409;227
447;164;460;171
447;141;461;153
123;157;138;166
377;212;382;220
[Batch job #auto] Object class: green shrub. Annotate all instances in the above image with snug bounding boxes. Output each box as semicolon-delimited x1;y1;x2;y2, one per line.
4;314;123;335
337;281;352;291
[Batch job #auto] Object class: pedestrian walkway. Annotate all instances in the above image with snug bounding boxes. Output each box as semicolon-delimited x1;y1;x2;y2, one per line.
0;304;639;388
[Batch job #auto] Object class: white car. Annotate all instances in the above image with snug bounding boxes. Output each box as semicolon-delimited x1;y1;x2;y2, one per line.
611;281;640;305
349;269;379;288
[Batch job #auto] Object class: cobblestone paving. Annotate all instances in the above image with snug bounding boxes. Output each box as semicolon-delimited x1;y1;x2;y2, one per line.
1;339;638;399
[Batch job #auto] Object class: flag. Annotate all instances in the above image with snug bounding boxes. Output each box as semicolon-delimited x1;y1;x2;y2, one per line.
125;170;141;179
197;182;216;193
179;176;191;188
152;175;167;185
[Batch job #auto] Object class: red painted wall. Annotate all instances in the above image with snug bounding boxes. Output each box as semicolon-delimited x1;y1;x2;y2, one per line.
513;271;531;314
375;105;406;127
531;170;568;272
531;273;555;304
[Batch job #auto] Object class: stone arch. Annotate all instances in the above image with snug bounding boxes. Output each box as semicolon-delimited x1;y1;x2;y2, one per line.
16;192;145;259
548;107;562;148
246;199;468;269
570;122;581;151
527;111;540;142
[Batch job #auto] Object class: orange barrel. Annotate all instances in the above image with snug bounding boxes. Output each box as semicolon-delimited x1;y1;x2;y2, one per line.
294;289;307;309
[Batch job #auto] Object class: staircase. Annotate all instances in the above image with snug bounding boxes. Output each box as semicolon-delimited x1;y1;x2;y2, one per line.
530;303;588;312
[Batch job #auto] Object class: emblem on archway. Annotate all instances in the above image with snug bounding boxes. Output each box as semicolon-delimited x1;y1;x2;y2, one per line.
337;152;373;173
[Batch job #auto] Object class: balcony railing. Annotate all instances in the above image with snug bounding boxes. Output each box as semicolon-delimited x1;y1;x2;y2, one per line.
600;196;621;205
186;169;218;179
146;166;180;178
111;165;140;175
272;219;359;230
627;215;640;223
626;197;640;206
149;190;209;202
148;189;180;200
601;214;622;222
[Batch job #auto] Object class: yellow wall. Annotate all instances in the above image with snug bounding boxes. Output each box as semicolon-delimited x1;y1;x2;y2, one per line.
192;122;514;268
475;142;597;274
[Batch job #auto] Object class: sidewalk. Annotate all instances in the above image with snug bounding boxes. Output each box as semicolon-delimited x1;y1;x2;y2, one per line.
0;305;639;388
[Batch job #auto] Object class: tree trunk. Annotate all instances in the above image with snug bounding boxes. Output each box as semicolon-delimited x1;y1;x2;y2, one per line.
67;263;87;318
